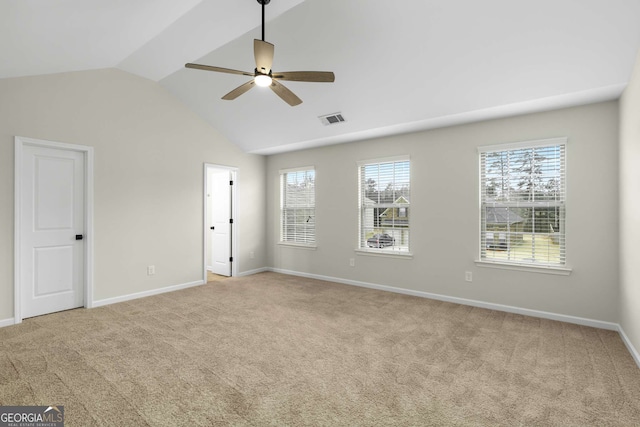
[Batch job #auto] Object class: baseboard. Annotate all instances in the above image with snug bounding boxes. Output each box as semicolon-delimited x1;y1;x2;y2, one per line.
237;267;269;277
0;317;15;328
92;280;205;308
269;268;619;331
618;326;640;369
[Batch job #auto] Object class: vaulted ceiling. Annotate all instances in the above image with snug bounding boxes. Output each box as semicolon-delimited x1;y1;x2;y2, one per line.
3;0;640;154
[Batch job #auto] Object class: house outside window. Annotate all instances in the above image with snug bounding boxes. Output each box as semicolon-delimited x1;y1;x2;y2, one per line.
358;157;410;252
479;138;566;266
280;167;315;246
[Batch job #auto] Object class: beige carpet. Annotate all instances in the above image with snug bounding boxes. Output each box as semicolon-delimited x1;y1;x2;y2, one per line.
1;272;639;426
207;271;229;283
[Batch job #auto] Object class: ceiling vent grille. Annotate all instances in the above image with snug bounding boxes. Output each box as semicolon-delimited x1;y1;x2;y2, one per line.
319;112;346;126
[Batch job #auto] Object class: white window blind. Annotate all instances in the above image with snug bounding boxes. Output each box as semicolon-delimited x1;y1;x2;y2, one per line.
280;167;315;245
479;139;566;266
358;157;410;252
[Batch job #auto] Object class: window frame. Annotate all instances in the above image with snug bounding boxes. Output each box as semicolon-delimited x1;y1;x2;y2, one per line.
356;155;412;257
476;137;571;274
279;166;316;248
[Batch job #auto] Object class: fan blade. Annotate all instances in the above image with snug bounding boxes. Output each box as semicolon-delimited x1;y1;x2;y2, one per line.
270;80;302;106
254;39;274;74
222;80;256;100
185;63;253;77
273;71;335;82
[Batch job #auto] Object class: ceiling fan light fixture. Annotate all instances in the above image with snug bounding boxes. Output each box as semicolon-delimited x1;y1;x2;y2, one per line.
254;74;273;87
185;0;334;106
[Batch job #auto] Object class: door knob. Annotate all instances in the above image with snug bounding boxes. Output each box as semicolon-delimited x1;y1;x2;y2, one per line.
210;226;215;230
75;235;83;240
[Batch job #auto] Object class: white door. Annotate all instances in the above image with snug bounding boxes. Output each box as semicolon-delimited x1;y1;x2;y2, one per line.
20;145;85;318
210;169;231;276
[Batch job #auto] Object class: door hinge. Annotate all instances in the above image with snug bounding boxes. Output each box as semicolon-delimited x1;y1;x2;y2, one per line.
229;257;233;262
230;180;234;186
229;218;234;224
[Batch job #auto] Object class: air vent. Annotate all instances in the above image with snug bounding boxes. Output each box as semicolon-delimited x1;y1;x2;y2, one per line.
319;112;346;126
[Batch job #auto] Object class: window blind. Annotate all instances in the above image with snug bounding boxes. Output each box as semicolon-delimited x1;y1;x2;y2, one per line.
479;140;566;265
280;168;315;245
358;158;410;252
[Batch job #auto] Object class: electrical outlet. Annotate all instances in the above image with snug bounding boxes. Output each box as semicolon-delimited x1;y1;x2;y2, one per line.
349;258;355;267
465;271;472;282
147;265;155;275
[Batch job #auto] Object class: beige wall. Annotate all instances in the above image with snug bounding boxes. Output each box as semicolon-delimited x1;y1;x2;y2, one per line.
267;102;619;322
0;69;266;320
620;51;640;354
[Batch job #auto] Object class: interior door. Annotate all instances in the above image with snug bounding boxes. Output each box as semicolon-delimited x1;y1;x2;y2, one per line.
20;145;85;318
210;169;231;276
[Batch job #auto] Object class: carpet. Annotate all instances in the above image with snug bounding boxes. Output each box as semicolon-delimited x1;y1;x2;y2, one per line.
1;272;639;426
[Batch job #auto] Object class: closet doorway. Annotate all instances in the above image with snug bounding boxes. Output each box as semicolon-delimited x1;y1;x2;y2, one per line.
204;164;237;279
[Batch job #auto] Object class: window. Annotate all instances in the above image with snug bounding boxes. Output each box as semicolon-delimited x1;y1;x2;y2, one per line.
358;157;410;252
280;167;315;245
479;138;566;266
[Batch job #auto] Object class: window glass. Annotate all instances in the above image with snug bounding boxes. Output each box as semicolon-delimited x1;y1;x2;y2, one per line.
359;158;410;252
280;168;315;245
480;141;566;265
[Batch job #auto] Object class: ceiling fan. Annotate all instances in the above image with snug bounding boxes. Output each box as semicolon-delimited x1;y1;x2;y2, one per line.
185;0;335;107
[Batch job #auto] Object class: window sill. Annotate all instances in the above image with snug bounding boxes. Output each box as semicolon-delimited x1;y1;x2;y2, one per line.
475;260;572;276
355;249;413;259
278;242;317;250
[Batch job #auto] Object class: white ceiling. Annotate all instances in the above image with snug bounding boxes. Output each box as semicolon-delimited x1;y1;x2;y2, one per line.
3;0;640;154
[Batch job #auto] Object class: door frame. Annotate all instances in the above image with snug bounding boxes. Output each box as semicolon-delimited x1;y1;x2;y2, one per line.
14;136;94;324
203;163;238;280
